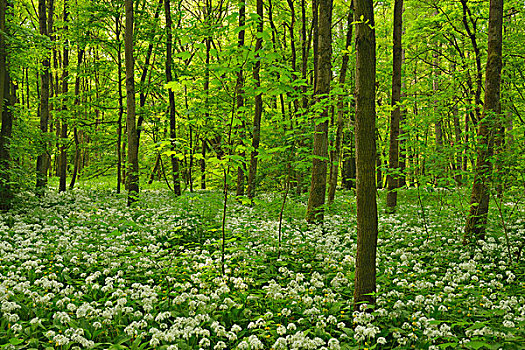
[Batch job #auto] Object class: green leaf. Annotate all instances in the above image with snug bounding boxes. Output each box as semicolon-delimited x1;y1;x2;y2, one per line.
9;339;24;345
464;340;491;350
175;51;191;60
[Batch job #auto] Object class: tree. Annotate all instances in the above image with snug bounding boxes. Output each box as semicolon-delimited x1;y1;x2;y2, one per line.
464;0;504;242
125;0;139;205
235;0;246;196
305;0;333;223
36;0;52;194
58;0;69;193
353;0;378;309
115;13;124;194
328;4;353;205
246;0;264;199
165;0;181;196
0;0;14;210
386;0;403;213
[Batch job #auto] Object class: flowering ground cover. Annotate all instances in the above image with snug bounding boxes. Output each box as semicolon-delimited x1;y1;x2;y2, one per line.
0;188;524;349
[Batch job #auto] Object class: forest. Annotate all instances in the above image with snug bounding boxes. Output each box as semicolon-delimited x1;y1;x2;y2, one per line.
1;0;525;348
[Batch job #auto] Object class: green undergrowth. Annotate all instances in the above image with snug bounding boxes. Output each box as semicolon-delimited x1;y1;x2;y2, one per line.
0;186;524;349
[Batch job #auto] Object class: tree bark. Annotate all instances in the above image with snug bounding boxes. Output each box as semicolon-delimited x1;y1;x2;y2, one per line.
116;13;123;194
464;0;503;243
353;0;378;309
125;0;139;205
328;5;353;204
305;0;332;222
201;3;211;191
0;78;13;211
386;0;403;212
235;0;246;196
69;47;83;190
136;0;163;144
36;0;51;193
58;0;69;193
460;0;483;123
0;0;13;210
0;0;5;119
200;139;206;189
165;0;181;196
246;0;263;199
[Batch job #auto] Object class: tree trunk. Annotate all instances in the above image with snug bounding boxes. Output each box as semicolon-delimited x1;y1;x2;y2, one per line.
353;0;378;310
464;0;503;243
305;0;332;222
201;9;211;191
165;0;181;196
200;139;206;189
58;0;69;193
386;0;403;213
36;0;51;193
376;135;382;189
69;47;84;190
148;153;161;184
452;91;462;185
294;0;309;195
0;0;13;210
433;36;443;178
137;0;163;144
116;13;123;194
125;0;139;205
0;78;13;211
342;133;356;190
69;127;79;189
246;0;263;200
235;0;246;196
328;5;353;204
460;0;483;123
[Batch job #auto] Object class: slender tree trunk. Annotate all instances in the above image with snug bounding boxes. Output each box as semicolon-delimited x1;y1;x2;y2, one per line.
125;0;139;205
342;130;356;190
376;143;382;189
165;0;181;196
0;78;13;211
185;86;194;192
286;0;299;114
353;0;378;309
386;0;403;213
116;14;123;194
398;78;407;186
200;139;206;189
58;0;69;192
460;0;483;123
235;0;246;196
312;0;319;91
305;0;332;222
433;40;443;153
69;47;83;190
246;0;263;199
453;92;462;185
464;0;503;243
136;0;163;143
36;0;51;193
295;0;309;194
328;5;353;204
69;127;79;188
201;9;211;191
0;0;13;210
148;154;161;184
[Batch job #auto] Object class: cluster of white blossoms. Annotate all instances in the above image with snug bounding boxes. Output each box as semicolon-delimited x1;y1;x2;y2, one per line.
1;189;523;349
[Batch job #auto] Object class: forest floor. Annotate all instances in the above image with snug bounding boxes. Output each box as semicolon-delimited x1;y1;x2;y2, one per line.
0;184;524;349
